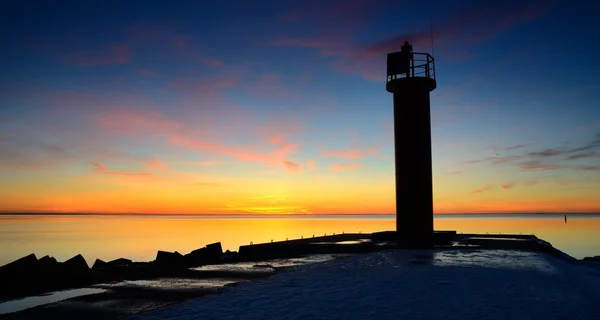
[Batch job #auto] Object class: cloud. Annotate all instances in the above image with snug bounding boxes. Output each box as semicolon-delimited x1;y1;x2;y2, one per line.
462;133;600;172
499;180;540;190
146;158;167;168
505;144;529;151
566;152;598;160
282;160;302;172
186;161;216;167
471;185;493;194
305;160;315;170
61;44;132;66
444;171;463;176
517;161;566;171
92;163;153;177
0;135;77;170
527;148;564;157
331;163;360;171
324;148;378;159
501;183;514;190
268;2;550;81
579;166;600;171
361;2;550;59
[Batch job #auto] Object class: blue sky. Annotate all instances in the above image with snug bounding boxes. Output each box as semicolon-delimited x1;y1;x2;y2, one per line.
0;0;599;214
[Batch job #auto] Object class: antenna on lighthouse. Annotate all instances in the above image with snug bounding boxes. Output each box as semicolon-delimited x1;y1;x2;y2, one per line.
429;15;435;58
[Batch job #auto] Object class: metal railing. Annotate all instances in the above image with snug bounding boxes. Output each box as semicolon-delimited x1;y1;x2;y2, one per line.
387;52;435;82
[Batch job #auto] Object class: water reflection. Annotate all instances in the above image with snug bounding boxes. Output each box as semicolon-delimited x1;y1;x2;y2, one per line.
0;288;105;315
0;214;599;266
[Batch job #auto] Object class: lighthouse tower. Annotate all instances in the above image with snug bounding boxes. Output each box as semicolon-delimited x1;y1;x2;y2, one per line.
386;41;436;248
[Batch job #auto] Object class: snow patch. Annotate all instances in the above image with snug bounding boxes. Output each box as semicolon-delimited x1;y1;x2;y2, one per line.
133;249;600;320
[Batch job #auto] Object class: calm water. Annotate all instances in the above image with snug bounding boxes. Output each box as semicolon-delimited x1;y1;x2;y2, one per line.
1;214;599;266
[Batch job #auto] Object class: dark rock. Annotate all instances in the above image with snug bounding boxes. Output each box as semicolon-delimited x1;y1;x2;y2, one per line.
184;247;208;267
107;258;132;267
155;250;185;268
0;253;37;273
92;259;108;270
221;250;238;262
61;254;89;273
207;242;223;258
583;256;599;261
37;255;59;271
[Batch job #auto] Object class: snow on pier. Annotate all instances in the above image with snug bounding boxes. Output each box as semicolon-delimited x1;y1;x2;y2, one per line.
134;249;600;320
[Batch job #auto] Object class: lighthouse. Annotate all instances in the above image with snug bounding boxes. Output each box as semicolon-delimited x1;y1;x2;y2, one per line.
386;41;436;248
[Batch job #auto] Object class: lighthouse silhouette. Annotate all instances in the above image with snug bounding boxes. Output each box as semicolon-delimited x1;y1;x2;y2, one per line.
386;41;436;248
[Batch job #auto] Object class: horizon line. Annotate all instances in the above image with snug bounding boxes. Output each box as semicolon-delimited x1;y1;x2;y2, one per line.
1;212;599;216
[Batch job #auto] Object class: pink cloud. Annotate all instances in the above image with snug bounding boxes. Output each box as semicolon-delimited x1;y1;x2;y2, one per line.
501;183;514;190
62;44;133;66
188;161;216;166
146;158;167;168
282;160;302;172
169;133;300;167
471;185;493;194
331;163;361;171
501;180;540;190
324;148;378;159
95;107;183;135
33;89;307;172
306;160;315;170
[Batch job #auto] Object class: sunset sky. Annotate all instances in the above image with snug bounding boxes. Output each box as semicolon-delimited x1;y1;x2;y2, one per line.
1;0;599;214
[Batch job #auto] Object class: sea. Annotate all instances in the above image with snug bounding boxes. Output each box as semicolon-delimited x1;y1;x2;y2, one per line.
1;213;599;266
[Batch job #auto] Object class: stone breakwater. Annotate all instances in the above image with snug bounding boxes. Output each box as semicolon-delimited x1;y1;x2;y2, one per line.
1;231;598;303
0;241;227;301
0;233;368;301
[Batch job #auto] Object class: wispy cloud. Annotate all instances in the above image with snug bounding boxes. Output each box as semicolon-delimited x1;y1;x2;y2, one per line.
282;160;302;172
324;148;378;159
146;158;167;168
186;161;216;167
566;152;598;160
501;183;514;190
444;170;463;176
471;185;493;194
268;2;550;81
501;180;540;190
463;132;600;172
92;163;153;177
360;2;550;60
331;163;361;171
